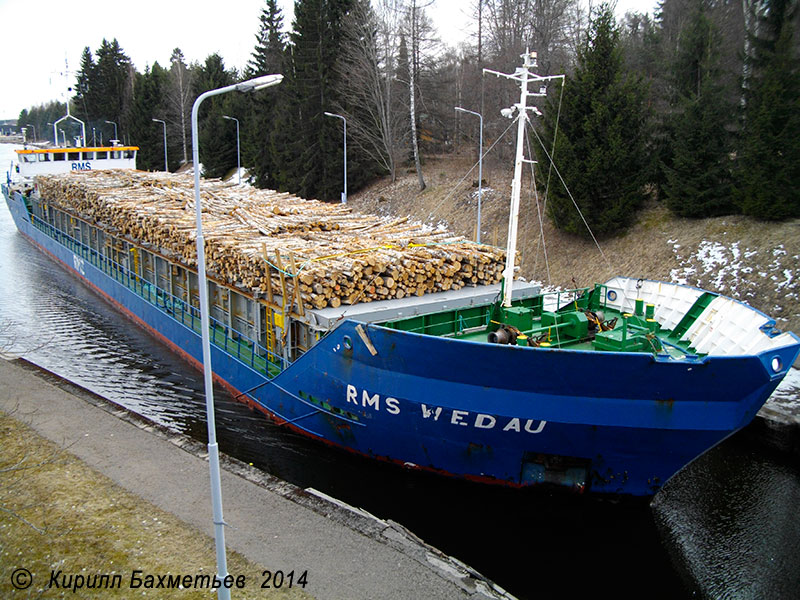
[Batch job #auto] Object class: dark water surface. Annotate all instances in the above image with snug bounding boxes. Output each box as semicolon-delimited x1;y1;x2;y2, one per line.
2;146;798;599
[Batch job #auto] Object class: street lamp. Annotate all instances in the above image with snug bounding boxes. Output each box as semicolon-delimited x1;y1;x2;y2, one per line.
105;120;118;142
455;106;484;243
46;122;53;144
221;115;240;185
191;73;282;600
152;118;168;172
323;112;347;204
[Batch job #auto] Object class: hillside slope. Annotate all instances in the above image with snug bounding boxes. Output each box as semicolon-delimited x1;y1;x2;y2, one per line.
348;154;800;337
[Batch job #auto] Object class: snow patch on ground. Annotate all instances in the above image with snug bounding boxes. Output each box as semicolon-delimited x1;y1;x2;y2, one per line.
668;237;800;422
668;239;798;314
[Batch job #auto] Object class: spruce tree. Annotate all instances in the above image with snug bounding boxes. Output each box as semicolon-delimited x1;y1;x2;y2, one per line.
661;2;736;218
276;0;353;200
735;0;800;220
538;4;651;238
93;39;134;142
127;63;168;171
193;53;237;179
74;47;96;126
246;0;286;189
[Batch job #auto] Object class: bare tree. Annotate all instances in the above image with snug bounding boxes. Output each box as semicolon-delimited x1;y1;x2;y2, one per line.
335;0;407;181
167;48;194;165
405;0;431;190
481;0;578;71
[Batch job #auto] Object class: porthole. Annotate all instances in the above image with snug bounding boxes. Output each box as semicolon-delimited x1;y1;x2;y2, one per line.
342;335;353;350
771;356;783;373
607;290;617;302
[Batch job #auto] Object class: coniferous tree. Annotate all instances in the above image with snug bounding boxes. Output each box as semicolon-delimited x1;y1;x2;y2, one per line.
74;47;96;126
268;49;300;192
538;4;651;238
193;53;237;178
127;63;169;171
661;2;736;217
275;0;353;200
93;39;134;142
735;0;800;220
18;101;64;145
246;0;286;188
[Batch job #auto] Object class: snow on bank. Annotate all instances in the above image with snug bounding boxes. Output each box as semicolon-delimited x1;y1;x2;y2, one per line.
668;238;799;324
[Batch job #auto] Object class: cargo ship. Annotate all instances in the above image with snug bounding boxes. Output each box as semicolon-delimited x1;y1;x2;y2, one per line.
4;54;798;496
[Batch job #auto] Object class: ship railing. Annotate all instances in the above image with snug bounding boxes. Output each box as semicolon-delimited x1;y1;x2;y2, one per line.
28;213;287;377
382;305;494;336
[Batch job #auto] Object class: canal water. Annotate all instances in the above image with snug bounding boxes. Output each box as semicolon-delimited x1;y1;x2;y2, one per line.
2;144;799;599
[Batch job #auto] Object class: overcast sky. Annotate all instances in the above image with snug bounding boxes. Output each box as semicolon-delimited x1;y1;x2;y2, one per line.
0;0;657;120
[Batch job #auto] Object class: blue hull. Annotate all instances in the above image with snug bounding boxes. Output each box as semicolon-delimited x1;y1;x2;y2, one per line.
4;185;798;495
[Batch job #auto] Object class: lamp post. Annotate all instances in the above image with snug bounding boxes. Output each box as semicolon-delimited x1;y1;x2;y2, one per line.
323;112;347;203
191;73;282;600
105;120;118;142
455;106;483;243
221;115;240;185
152;118;168;172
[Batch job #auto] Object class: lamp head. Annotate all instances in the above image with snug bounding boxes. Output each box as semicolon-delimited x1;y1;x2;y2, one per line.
237;74;283;93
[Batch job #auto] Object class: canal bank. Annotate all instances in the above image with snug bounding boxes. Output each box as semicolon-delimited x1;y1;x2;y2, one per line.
0;356;512;600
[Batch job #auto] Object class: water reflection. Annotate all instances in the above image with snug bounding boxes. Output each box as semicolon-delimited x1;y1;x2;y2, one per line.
653;436;800;599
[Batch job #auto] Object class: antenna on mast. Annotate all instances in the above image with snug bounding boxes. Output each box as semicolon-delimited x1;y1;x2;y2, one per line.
483;50;563;308
51;56;86;147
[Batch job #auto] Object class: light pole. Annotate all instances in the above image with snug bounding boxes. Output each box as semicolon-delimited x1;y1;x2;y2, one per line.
105;120;118;142
323;112;347;203
222;115;240;185
191;73;282;600
455;106;483;243
152;118;168;172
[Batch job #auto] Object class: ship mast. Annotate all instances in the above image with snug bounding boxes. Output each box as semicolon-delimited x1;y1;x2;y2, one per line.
52;58;87;147
484;50;562;307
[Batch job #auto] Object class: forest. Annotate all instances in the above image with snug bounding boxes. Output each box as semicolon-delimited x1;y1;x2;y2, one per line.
16;0;800;237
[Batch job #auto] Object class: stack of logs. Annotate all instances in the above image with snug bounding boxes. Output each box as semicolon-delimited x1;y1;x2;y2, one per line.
35;170;508;310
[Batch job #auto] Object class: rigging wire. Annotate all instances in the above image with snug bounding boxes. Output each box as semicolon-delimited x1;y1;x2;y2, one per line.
529;124;616;274
424;117;518;228
523;124;551;286
540;77;565;225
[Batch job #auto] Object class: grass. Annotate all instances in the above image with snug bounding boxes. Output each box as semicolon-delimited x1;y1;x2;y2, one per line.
0;411;312;599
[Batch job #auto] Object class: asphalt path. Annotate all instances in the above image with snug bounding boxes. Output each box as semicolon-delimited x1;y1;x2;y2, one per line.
0;357;512;600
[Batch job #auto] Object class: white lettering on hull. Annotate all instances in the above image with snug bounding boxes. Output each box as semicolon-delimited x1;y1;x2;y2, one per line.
345;384;546;434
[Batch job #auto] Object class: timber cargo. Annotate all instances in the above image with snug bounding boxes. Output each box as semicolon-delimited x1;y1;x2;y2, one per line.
34;170;507;310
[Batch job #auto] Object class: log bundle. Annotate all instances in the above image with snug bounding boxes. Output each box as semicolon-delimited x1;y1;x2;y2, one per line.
35;170;507;310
